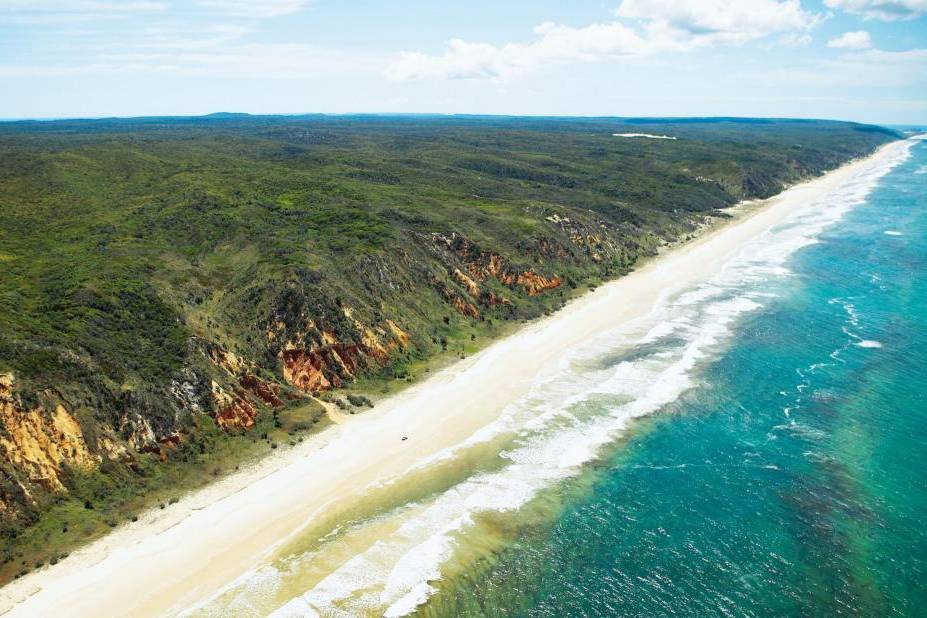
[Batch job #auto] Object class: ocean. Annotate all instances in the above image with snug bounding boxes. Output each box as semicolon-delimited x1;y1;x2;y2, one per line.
190;136;925;617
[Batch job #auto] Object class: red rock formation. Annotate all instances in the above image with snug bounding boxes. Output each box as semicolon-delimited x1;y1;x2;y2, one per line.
139;431;184;463
452;296;480;318
238;374;283;407
466;253;510;284
274;310;410;395
436;282;480;318
210;381;257;431
514;272;563;296
433;232;562;298
281;349;336;394
281;340;378;394
203;341;285;428
453;268;481;297
206;345;249;376
480;290;512;307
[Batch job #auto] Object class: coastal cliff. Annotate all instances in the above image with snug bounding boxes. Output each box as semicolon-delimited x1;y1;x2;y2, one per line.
0;115;898;579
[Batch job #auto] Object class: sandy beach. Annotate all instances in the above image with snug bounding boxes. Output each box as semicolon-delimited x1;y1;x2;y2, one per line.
0;141;905;617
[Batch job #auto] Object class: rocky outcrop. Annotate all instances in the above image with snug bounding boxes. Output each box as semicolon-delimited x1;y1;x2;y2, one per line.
267;296;411;395
0;373;96;493
544;212;630;264
117;364;210;453
281;348;336;394
431;232;563;298
206;344;249;376
200;340;286;429
210;381;258;431
238;374;283;407
512;271;563;296
279;307;409;395
280;339;371;395
480;290;512;308
386;320;410;347
119;411;160;453
452;296;480;318
452;268;481;297
436;281;481;318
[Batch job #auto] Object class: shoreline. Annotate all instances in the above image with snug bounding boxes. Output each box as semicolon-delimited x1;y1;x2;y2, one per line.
0;141;906;616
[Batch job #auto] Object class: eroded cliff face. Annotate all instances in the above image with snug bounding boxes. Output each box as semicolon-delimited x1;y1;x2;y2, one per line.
433;232;564;299
274;306;411;395
419;231;571;319
0;294;419;516
210;381;257;431
512;271;563;296
0;223;619;528
203;340;286;430
0;334;302;514
0;219;608;529
0;374;96;496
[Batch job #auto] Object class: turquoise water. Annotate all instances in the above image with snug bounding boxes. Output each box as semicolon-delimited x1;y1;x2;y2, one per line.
192;138;925;617
419;139;927;616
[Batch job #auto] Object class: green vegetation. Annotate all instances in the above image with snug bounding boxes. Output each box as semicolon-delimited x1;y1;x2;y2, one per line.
0;114;898;582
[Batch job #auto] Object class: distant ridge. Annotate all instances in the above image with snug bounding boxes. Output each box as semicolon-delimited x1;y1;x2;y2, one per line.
201;112;252;118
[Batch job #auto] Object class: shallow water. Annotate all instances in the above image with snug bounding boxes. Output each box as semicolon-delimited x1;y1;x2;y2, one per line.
188;137;926;617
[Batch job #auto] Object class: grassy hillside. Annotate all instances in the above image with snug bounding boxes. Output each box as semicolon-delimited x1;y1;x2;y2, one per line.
0;115;898;581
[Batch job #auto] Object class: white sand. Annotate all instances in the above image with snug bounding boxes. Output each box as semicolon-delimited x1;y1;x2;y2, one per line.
0;142;903;617
613;132;677;139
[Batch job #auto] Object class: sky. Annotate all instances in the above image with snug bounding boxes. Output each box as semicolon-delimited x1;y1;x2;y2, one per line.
1;0;926;124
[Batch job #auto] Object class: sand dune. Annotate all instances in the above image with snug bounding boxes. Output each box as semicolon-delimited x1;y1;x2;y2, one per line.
613;132;677;139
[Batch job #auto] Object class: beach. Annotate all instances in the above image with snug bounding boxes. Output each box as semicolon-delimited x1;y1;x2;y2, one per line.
0;140;907;617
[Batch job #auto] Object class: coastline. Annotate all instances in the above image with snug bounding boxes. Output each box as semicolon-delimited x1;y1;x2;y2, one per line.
0;140;907;617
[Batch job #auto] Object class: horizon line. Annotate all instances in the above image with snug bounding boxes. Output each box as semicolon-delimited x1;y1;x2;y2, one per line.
0;111;923;128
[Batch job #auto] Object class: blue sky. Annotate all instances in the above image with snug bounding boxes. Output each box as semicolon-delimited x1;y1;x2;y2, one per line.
1;0;925;123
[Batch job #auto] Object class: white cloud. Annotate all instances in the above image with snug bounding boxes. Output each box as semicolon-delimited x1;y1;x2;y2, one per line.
823;0;927;20
195;0;310;18
119;24;251;50
0;0;165;12
0;0;310;19
0;44;375;79
760;47;927;87
387;0;823;80
615;0;820;42
0;0;321;79
837;47;927;85
386;23;652;81
774;32;814;47
827;30;872;48
0;1;165;25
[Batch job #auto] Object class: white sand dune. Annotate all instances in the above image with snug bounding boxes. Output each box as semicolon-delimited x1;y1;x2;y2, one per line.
0;141;906;618
613;132;677;139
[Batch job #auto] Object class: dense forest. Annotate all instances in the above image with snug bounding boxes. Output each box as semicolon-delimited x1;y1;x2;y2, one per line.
0;114;898;580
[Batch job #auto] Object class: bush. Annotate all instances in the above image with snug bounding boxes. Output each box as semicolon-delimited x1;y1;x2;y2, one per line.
346;394;373;408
